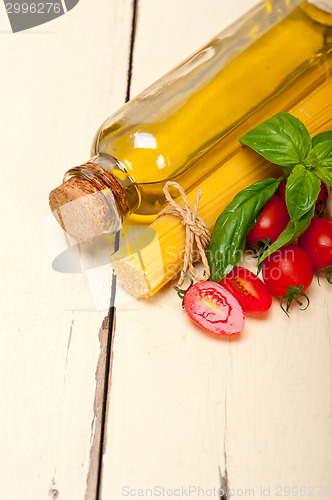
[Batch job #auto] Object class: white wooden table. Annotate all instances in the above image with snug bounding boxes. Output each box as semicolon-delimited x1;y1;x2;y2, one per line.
1;1;331;499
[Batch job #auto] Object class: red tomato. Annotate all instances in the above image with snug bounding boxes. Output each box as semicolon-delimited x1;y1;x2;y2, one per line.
220;266;272;313
261;244;313;298
277;178;328;211
184;281;244;335
298;217;332;271
246;195;289;245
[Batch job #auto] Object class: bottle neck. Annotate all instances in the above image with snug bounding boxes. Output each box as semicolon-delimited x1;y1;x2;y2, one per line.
64;154;140;233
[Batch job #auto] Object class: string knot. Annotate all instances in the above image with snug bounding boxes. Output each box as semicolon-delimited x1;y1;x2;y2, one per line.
156;181;211;286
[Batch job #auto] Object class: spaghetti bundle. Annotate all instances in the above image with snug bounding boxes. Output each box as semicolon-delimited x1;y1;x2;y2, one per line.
112;76;332;298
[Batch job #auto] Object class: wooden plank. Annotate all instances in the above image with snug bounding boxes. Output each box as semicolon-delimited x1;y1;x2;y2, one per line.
0;1;133;499
101;0;332;497
100;0;257;497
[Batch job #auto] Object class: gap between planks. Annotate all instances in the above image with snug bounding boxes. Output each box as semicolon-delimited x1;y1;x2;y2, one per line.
83;0;138;485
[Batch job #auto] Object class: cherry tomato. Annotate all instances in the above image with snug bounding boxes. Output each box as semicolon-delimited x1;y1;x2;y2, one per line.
246;195;289;245
261;244;313;298
220;266;272;313
184;281;244;335
277;178;328;211
298;217;332;271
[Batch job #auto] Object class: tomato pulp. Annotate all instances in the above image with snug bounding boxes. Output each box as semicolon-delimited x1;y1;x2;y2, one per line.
220;266;272;313
184;282;244;335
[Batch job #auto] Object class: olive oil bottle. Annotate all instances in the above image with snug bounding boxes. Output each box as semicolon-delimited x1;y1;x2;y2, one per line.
50;0;332;241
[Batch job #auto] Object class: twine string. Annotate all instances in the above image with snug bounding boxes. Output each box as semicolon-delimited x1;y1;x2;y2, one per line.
156;181;211;286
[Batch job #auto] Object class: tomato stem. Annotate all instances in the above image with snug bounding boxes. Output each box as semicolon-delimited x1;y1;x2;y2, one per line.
317;265;332;285
249;238;271;275
279;284;310;317
174;268;194;308
315;200;325;216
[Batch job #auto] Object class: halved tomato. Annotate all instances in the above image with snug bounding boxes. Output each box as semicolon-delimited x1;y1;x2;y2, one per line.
220;266;272;313
184;281;244;335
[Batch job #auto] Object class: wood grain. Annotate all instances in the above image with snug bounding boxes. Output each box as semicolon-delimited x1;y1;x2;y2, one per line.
101;0;332;498
1;0;331;499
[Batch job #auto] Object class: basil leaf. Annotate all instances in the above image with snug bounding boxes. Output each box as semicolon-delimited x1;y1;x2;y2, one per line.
312;131;332;148
258;206;314;264
239;112;311;168
308;140;332;166
306;140;332;187
311;165;332;187
207;177;284;281
285;164;320;221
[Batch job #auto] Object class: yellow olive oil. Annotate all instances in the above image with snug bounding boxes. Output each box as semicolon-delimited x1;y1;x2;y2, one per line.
50;0;332;241
92;0;332;216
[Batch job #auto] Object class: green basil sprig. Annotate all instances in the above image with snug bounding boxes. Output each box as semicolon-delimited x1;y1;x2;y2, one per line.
312;131;332;148
306;140;332;187
207;177;284;281
285;164;320;221
239;112;311;173
207;112;332;281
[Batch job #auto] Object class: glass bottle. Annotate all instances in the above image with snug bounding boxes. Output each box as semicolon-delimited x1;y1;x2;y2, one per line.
49;0;332;241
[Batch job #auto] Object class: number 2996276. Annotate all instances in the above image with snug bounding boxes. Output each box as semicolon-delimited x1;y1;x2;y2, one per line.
5;2;62;14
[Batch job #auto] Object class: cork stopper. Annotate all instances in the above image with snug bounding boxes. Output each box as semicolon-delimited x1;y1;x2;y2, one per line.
49;176;117;242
